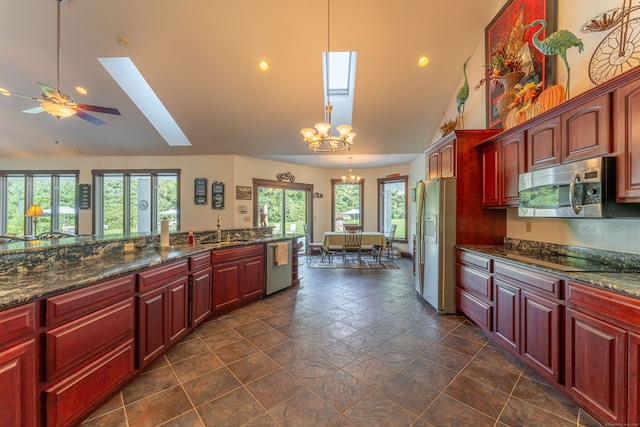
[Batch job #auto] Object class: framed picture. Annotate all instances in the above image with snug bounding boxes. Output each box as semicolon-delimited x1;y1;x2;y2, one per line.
484;0;556;129
212;181;224;209
194;178;207;205
236;186;252;200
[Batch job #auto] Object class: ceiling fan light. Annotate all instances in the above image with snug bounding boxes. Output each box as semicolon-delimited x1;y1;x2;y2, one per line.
41;102;76;119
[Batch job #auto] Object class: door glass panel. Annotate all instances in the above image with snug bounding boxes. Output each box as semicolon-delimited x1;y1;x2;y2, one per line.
158;174;179;231
33;176;51;234
58;175;77;233
380;179;406;240
258;187;283;234
103;175;124;235
130;174;151;233
285;188;306;237
333;182;361;231
7;176;25;235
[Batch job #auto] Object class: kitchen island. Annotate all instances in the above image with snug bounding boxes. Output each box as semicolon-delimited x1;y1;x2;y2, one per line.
0;228;299;426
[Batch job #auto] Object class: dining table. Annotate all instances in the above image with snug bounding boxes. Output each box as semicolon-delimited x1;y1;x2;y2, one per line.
322;231;386;251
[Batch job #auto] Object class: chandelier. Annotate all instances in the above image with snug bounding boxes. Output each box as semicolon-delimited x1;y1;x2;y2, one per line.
301;0;356;153
342;157;361;183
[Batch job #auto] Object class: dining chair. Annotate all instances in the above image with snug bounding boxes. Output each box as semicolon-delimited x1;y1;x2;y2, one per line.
342;225;363;262
384;224;398;262
303;224;324;265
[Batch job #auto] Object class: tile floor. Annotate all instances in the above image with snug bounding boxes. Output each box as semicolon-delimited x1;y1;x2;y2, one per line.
82;257;603;427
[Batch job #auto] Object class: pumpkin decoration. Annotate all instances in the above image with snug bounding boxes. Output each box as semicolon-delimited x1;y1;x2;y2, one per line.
537;85;566;113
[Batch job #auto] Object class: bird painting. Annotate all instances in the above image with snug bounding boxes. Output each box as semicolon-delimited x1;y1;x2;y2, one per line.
456;57;470;129
524;19;583;99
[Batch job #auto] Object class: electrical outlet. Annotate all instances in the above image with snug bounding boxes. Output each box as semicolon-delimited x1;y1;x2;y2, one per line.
124;242;135;252
525;221;532;233
244;216;250;222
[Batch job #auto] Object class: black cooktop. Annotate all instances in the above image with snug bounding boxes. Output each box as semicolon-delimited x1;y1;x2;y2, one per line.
503;253;632;273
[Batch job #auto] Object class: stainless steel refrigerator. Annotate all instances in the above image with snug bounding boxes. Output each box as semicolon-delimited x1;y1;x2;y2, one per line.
419;177;457;314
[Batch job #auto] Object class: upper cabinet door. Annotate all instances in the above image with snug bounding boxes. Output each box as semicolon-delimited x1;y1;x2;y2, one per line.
500;133;525;206
562;93;612;163
427;151;440;180
527;116;562;171
615;80;640;202
439;140;456;177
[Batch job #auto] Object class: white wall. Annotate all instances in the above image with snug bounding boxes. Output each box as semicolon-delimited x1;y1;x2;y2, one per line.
424;0;640;255
1;155;412;251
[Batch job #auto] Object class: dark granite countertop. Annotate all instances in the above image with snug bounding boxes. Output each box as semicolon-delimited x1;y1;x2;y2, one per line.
458;245;640;299
0;236;294;309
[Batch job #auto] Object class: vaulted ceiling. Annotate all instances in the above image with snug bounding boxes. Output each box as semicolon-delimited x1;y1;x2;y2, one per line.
0;0;503;168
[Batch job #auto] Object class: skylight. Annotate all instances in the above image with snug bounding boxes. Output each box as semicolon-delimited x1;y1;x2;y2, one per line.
323;51;357;128
98;57;191;147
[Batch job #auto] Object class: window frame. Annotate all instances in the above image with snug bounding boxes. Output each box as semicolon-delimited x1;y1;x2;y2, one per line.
377;175;408;244
92;169;180;235
0;170;79;236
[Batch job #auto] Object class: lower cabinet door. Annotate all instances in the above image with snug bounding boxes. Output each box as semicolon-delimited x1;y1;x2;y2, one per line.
520;290;561;383
168;276;189;345
45;340;135;427
566;308;627;426
242;256;265;299
0;339;36;427
213;261;241;310
629;332;640;426
494;279;520;351
191;267;212;327
137;286;168;368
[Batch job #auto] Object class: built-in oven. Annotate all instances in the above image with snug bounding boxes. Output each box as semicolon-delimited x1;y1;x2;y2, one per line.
518;157;640;218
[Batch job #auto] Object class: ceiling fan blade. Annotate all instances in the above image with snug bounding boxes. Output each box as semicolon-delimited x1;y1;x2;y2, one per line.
22;106;45;114
75;109;106;125
37;82;64;100
76;104;121;116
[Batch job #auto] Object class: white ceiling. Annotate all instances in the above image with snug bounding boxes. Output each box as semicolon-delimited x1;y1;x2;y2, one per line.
0;0;503;168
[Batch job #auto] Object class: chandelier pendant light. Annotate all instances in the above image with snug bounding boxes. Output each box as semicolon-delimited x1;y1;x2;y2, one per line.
342;157;361;183
301;0;356;153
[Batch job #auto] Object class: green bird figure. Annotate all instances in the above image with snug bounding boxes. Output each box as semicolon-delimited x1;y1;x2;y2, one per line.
456;57;470;129
524;19;583;99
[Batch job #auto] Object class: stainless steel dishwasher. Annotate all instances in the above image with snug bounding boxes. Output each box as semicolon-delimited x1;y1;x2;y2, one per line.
265;240;293;295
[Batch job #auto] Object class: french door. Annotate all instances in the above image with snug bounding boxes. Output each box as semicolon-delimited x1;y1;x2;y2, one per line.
253;179;312;252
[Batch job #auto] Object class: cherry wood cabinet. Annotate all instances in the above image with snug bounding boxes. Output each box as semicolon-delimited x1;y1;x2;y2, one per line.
425;130;506;245
0;303;37;427
562;93;612;164
629;332;640;426
565;308;626;426
494;278;520;352
212;244;265;314
527;115;562;171
43;275;136;427
190;252;212;327
481;132;525;207
615;79;640;201
137;260;190;369
455;250;493;331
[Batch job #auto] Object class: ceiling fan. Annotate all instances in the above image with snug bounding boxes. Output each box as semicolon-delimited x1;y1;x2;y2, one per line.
0;0;120;125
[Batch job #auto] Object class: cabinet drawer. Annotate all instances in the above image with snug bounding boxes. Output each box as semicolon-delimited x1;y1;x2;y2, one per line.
567;280;640;330
138;259;189;291
190;252;212;271
45;274;135;326
45;339;135;427
0;302;36;344
212;244;263;263
45;298;135;381
457;263;492;301
456;250;492;272
494;261;561;299
457;289;492;331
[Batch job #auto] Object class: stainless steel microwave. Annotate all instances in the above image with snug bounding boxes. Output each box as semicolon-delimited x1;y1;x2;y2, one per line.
518;157;640;218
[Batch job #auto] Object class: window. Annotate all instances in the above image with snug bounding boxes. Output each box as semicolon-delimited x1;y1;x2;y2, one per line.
93;170;179;235
0;171;78;236
378;176;408;243
332;179;363;231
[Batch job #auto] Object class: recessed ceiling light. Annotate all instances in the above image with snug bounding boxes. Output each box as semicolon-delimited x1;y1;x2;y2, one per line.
75;86;87;95
418;56;430;67
258;60;269;72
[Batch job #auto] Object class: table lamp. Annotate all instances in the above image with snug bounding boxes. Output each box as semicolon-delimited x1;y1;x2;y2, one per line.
25;205;45;236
